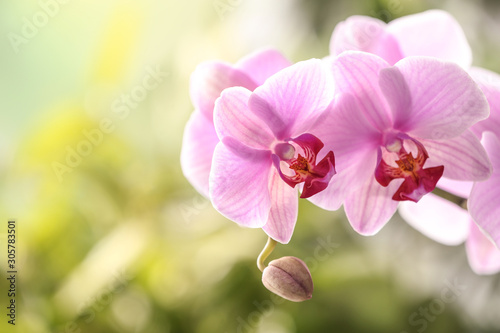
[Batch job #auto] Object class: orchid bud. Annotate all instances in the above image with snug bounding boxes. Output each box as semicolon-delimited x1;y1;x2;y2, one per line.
261;256;313;302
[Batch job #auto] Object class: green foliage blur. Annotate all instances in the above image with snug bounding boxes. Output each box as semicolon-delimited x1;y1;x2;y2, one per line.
0;0;500;332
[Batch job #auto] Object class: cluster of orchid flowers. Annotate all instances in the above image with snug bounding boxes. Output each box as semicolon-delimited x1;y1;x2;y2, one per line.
181;10;500;301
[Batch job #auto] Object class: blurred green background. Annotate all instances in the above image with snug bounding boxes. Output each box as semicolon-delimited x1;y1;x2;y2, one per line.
1;0;500;332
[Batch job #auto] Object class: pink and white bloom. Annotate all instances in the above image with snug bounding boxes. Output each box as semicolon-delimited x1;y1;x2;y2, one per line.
400;69;500;274
181;49;291;197
209;59;336;243
330;10;500;273
330;9;472;68
309;51;491;235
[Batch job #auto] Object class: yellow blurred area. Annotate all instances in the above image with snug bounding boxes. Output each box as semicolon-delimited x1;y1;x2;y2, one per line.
90;5;144;84
1;0;500;332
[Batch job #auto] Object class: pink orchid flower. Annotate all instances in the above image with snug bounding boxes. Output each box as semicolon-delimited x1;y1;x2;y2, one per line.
399;69;500;274
209;59;336;243
308;51;491;235
403;70;500;274
181;49;291;197
329;10;500;272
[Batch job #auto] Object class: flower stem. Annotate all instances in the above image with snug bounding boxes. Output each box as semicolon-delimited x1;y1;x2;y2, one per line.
431;187;467;210
257;237;277;272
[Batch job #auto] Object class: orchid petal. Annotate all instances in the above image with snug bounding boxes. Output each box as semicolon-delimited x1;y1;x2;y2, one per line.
308;146;376;211
344;176;401;235
190;61;257;119
209;139;272;227
330;15;385;54
393;57;489;139
307;94;380;210
262;168;299;244
469;132;500;248
469;67;500;136
399;194;469;245
466;222;500;275
236;48;292;86
330;15;403;65
437;178;473;199
420;130;491;181
313;93;382;147
248;59;334;140
378;66;411;129
330;51;392;131
387;10;472;68
180;110;219;197
214;87;275;149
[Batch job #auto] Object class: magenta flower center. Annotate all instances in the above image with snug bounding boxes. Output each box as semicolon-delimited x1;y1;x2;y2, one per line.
290;155;310;173
396;153;418;174
272;133;336;199
375;136;444;202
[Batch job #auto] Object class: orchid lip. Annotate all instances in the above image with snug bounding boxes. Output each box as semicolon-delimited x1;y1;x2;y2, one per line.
375;136;444;202
272;133;336;199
